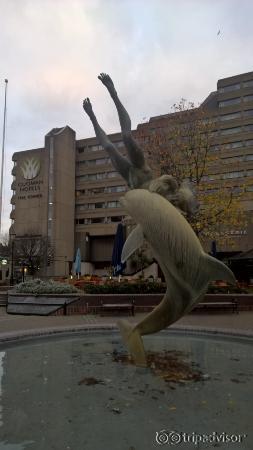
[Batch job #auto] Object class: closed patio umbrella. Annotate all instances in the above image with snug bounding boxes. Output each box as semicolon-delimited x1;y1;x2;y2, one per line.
74;248;81;278
112;223;126;276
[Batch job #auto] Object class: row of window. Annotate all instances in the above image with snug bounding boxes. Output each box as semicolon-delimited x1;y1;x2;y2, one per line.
202;169;253;181
76;171;119;182
76;185;127;196
75;216;124;225
224;139;253;149
77;141;124;153
219;95;253;108
76;200;121;211
220;109;253;121
218;80;253;93
220;124;253;136
221;154;253;164
76;157;110;167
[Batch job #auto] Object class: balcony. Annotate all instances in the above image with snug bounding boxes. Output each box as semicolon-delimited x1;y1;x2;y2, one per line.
11;180;16;191
10;210;15;220
10;194;16;205
11;166;17;176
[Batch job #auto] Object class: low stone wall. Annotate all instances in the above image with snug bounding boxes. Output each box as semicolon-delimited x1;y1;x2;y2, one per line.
53;293;253;315
8;292;252;316
7;293;83;316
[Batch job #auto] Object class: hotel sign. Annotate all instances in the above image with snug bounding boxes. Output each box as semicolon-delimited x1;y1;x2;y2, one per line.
17;156;44;200
20;157;40;180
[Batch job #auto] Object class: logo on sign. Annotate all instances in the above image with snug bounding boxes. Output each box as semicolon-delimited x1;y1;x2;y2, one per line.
20;158;40;180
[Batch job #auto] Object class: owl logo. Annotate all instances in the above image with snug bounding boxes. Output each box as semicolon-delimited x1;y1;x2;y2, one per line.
20;157;41;180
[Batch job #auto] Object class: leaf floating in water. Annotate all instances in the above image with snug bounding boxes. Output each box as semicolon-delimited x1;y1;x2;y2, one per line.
230;378;245;384
112;350;204;384
112;408;122;414
78;377;104;386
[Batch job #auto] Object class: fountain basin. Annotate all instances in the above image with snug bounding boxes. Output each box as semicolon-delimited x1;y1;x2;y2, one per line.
0;329;252;450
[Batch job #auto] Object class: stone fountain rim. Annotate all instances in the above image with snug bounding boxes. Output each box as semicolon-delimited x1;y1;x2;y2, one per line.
0;324;252;347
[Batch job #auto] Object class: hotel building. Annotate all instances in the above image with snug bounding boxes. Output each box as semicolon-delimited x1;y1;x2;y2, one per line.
10;71;253;277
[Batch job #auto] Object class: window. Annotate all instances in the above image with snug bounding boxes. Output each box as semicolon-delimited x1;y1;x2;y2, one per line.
245;154;253;161
220;127;242;135
107;171;118;178
244;95;253;102
89;187;104;194
76;190;85;197
246;185;253;192
91;217;105;224
105;185;127;193
76;204;87;211
218;98;241;108
220;112;241;121
111;216;123;223
218;83;240;93
244;124;253;132
115;141;124;148
78;147;84;153
224;141;243;149
76;160;86;166
243;80;253;88
90;144;103;151
245;139;253;147
244;110;253;118
222;156;243;164
95;202;105;209
95;158;110;165
222;171;245;179
107;201;120;208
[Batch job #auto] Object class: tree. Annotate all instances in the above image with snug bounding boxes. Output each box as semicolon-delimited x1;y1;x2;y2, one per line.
0;232;10;257
14;234;54;276
139;99;248;247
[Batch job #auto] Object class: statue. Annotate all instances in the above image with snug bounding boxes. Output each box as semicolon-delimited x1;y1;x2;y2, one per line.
118;189;236;366
83;73;197;216
83;74;236;367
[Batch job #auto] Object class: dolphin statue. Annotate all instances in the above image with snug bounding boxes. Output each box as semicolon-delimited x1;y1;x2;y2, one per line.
118;189;236;367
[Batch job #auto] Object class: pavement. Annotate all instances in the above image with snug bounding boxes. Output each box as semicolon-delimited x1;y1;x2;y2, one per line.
0;307;253;342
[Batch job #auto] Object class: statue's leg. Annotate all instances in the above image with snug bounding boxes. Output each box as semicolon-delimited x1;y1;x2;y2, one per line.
98;73;146;170
83;98;131;182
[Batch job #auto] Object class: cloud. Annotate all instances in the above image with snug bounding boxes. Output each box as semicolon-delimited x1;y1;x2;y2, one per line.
0;0;253;232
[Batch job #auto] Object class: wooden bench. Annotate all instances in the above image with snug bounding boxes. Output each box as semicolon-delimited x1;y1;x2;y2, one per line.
193;299;239;314
100;299;135;316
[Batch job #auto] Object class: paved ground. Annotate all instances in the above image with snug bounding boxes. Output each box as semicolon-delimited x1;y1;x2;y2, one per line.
0;307;253;340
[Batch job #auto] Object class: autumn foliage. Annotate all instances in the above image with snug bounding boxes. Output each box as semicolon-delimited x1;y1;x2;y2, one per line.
138;99;248;248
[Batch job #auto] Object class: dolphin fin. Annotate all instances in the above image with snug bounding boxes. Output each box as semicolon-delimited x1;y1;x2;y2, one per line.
203;254;236;285
117;319;147;367
121;224;144;263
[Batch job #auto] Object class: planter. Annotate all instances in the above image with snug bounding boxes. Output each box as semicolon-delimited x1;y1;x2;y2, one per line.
7;292;83;316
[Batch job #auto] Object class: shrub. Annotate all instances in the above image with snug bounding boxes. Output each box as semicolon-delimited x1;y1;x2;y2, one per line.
207;284;248;294
83;281;166;294
13;279;82;295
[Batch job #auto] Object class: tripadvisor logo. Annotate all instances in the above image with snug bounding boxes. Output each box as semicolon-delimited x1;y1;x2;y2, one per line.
20;157;41;180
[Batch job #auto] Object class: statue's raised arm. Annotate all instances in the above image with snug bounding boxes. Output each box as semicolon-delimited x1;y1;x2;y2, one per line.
83;73;153;189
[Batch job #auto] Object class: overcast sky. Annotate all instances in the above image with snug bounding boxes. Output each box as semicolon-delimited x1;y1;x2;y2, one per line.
0;0;252;233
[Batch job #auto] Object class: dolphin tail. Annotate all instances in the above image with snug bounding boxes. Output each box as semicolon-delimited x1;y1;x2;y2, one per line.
117;319;147;367
203;253;236;285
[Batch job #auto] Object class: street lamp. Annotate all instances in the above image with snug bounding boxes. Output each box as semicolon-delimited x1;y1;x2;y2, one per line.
9;230;16;285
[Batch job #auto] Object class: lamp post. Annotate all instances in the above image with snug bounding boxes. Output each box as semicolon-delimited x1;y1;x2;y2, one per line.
10;231;16;285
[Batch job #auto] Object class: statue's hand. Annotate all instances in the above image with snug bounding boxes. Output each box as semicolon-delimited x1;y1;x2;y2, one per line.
98;73;115;93
83;98;93;117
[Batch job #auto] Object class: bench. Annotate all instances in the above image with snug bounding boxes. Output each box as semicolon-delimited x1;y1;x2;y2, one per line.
100;299;135;316
193;299;239;314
